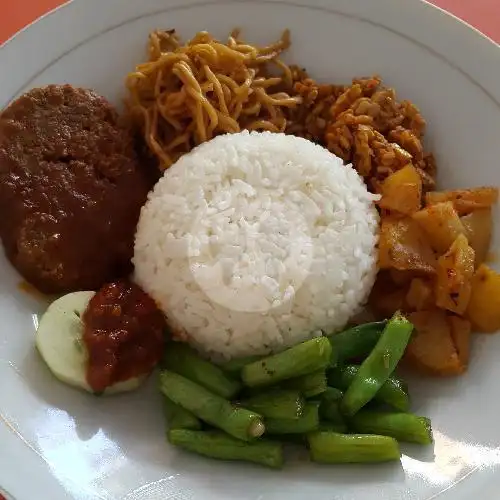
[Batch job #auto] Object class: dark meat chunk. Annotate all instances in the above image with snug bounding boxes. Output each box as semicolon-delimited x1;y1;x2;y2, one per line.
0;85;154;293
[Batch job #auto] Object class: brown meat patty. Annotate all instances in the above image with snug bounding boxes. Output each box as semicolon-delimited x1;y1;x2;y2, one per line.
0;84;154;293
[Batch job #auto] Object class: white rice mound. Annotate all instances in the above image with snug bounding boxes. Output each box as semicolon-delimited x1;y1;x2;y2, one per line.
134;131;379;360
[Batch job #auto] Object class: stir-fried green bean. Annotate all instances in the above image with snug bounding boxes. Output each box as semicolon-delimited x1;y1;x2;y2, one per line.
242;337;332;388
329;321;387;365
283;369;327;398
220;355;264;375
328;365;410;412
240;390;305;420
349;410;433;444
163;343;241;399
265;403;320;435
159;370;264;441
163;396;201;430
308;431;400;463
168;430;284;468
319;387;345;426
340;312;413;416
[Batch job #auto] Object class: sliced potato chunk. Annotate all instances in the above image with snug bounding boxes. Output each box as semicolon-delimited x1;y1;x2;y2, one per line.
461;208;492;267
448;315;471;369
369;287;408;319
389;269;415;286
435;234;475;314
413;202;465;254
425;187;498;215
467;264;500;332
406;278;434;311
379;164;422;215
379;217;437;274
405;310;464;376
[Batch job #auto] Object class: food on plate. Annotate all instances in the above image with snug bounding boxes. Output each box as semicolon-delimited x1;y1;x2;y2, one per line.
372;181;498;352
449;316;471;367
2;25;498;471
461;208;492;267
413;202;466;254
340;312;413;416
126;30;436;198
239;390;305;420
126;29;299;168
163;396;202;431
241;337;332;388
162;342;242;399
160;312;432;467
378;216;437;274
159;370;265;441
264;402;320;435
467;264;500;332
167;429;284;469
35;291;146;394
319;387;346;430
425;186;498;214
0;85;153;293
82;281;165;393
405;309;467;375
328;320;387;365
378;164;422;215
307;432;400;464
283;369;328;398
348;410;433;445
406;278;434;311
328;365;410;412
435;234;475;314
134;131;379;359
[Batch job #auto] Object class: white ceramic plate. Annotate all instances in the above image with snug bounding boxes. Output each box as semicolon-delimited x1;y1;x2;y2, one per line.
1;0;500;499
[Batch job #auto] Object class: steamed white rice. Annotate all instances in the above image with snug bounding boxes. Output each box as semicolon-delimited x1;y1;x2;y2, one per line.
134;131;379;359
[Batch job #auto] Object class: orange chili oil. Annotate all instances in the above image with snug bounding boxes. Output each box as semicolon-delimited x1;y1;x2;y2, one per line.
82;281;165;393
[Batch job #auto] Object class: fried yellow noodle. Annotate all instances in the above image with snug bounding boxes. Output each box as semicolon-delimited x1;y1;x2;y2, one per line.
125;29;301;169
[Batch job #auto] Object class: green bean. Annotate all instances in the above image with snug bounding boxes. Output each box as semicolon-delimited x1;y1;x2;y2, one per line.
242;337;332;388
320;386;343;401
221;355;263;374
341;312;413;416
240;390;305;420
163;343;241;399
319;388;345;426
159;370;264;441
329;320;387;365
163;396;201;430
168;430;283;469
265;402;319;435
318;421;348;434
308;431;400;463
283;369;327;398
349;410;433;444
328;365;410;411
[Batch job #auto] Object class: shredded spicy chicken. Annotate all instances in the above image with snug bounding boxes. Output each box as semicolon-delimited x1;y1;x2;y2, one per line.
285;74;436;194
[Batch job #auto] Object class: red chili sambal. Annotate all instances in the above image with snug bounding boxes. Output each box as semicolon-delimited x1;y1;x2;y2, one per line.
82;280;165;393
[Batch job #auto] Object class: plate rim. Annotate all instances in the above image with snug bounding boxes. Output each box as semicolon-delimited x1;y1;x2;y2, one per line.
1;0;500;108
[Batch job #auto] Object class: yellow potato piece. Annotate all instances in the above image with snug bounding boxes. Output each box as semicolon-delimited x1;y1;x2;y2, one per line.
425;187;498;215
461;208;492;267
379;164;422;215
389;269;415;286
405;310;464;376
413;201;465;254
435;234;474;314
448;315;471;369
379;217;437;274
406;278;434;311
467;264;500;332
